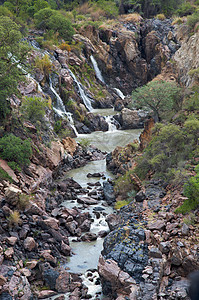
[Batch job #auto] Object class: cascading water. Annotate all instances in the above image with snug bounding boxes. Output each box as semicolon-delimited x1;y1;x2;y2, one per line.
90;55;105;84
67;69;93;112
49;76;78;135
114;88;125;100
105;115;117;131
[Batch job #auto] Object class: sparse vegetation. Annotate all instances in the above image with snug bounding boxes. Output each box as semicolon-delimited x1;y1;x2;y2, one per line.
8;210;21;227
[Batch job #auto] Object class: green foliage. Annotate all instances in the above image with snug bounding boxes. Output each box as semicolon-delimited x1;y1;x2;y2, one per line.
115;199;131;210
96;0;119;18
0;167;13;182
0;16;29;120
34;8;75;41
131;81;182;121
8;210;21;227
35;54;53;77
183;86;199;112
7;161;21;172
79;138;90;149
0;134;32;167
175;2;195;17
187;10;199;30
114;169;137;197
21;96;48;124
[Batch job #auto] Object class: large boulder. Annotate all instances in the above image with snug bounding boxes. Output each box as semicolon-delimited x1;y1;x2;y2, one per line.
119;108;144;129
103;181;116;205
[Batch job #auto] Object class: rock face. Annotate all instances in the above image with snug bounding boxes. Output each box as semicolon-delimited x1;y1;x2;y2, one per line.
174;28;199;87
119;108;147;129
79;18;178;94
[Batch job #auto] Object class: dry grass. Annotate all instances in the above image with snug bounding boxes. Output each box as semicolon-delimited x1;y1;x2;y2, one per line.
8;210;21;227
156;13;166;20
121;13;143;23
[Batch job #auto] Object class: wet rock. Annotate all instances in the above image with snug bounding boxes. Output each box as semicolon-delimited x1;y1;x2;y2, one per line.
79;219;91;232
81;233;97;241
103;181;115;205
61;241;71;256
65;221;78;235
77;196;98;205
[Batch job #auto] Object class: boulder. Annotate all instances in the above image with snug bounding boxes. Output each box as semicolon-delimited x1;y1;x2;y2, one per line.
103;181;115;205
120;108;142;129
55;270;71;293
37;290;57;299
62;137;77;156
5;185;22;205
46;141;65;169
0;159;19;184
43;217;59;230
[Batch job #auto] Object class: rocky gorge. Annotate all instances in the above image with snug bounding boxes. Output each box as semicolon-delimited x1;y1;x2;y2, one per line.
0;13;199;300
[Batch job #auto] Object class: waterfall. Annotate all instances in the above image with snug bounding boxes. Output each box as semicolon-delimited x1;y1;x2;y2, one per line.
114;88;125;100
49;76;67;118
105;116;117;132
49;77;78;136
68;69;93;112
90;55;105;84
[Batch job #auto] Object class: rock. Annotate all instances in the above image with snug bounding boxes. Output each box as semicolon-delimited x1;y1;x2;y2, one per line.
44;217;59;230
65;221;78;235
159;242;171;254
62;137;77;156
24;237;36;251
181;223;189;235
103;181;115;205
0;159;19;184
43;267;59;290
55;270;71;293
0;274;6;286
120;108;143;129
170;248;183;266
38;290;57;299
40;250;57;265
46;141;65;169
0;292;13;300
61;241;71;256
6;237;17;246
77;196;98;205
148;220;165;230
79;219;91;232
106;214;120;231
135;191;146;202
81;233;97;241
60;69;73;90
23;121;37;133
149;247;162;258
4;248;14;259
20;268;31;277
5;185;22;205
25;260;38;269
114;99;124;111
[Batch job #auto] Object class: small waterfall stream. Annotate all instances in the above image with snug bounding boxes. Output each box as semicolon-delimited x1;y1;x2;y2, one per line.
114;88;125;100
67;69;93;111
90;55;105;84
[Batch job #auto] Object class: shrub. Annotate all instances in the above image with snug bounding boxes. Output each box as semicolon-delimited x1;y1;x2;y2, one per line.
0;167;12;182
34;8;75;41
35;54;53;78
130;80;182;121
17;194;31;210
7;161;21;172
79;138;90;149
8;210;21;227
0;134;32;167
175;2;195;17
114;169;138;197
115;199;131;210
187;11;199;30
156;13;166;20
21;96;48;124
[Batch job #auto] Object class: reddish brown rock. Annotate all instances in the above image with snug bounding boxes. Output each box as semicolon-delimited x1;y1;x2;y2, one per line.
4;248;14;259
0;159;19;184
139;118;155;151
148;220;165;231
43;217;59;230
37;290;57;299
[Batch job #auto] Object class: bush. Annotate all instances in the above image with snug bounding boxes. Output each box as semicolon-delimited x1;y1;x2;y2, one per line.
115;199;131;210
7;161;21;172
175;2;195;17
79;138;90;149
35;54;53;78
34;8;75;41
130;80;182;121
17;194;31;210
0;134;32;167
187;11;199;30
156;13;166;20
21;96;48;124
0;167;12;182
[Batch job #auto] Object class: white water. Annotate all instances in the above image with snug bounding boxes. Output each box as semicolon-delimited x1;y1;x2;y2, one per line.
114;88;125;100
105;115;117;131
90;55;105;84
68;69;93;111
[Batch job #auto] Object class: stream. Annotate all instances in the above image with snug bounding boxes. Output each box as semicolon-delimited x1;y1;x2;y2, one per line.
48;123;142;300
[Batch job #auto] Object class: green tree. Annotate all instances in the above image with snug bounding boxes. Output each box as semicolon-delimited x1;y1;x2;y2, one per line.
131;80;182;121
0;134;32;166
0;16;29;120
34;8;75;41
